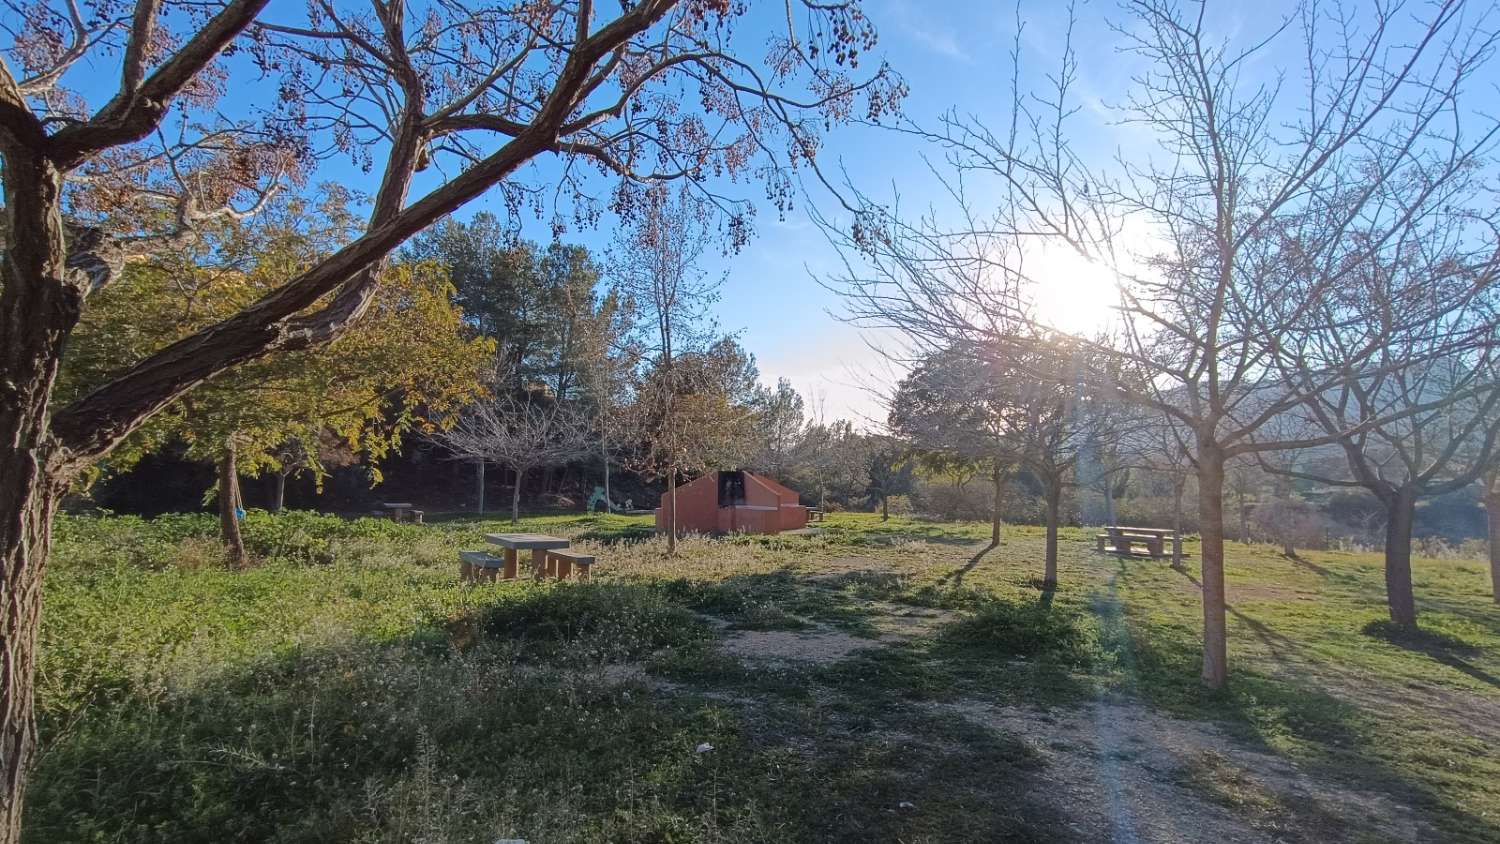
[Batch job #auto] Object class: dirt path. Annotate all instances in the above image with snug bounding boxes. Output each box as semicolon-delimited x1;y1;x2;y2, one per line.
679;557;1435;843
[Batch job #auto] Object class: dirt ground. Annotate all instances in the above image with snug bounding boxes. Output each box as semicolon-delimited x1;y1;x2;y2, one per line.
696;557;1439;844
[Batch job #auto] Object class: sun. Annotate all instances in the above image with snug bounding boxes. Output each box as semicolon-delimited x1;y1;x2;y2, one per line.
1024;242;1121;337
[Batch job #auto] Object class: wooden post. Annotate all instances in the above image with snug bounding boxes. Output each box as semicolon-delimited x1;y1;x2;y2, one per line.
502;548;518;579
531;547;547;578
555;554;573;579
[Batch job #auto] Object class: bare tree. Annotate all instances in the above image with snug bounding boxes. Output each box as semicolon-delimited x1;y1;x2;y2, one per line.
437;388;593;525
0;1;902;832
1262;264;1500;626
612;186;724;553
826;0;1500;687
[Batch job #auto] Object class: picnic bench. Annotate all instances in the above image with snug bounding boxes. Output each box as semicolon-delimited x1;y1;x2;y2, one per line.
1095;526;1181;560
458;532;593;583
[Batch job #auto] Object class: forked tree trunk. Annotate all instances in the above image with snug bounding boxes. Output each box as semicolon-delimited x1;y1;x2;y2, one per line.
1383;487;1418;627
1196;441;1229;690
990;463;1003;546
1487;485;1500;605
0;150;77;843
667;471;678;555
1043;481;1061;588
217;445;247;566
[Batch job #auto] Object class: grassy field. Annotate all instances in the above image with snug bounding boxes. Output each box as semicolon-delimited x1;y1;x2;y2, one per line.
27;510;1500;842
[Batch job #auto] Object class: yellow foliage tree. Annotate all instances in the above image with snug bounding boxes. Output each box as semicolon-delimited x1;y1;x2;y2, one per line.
61;198;493;562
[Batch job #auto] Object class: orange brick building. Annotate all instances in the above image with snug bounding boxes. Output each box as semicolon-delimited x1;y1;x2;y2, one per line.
654;470;810;535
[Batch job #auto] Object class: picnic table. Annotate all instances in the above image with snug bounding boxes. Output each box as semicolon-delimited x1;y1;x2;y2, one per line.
485;532;573;579
1095;526;1181;561
379;502;423;524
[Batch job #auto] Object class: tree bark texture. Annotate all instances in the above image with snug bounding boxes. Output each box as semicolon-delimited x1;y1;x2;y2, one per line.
217;445;247;566
1488;487;1500;605
272;471;287;513
510;466;525;525
1043;481;1061;588
1196;441;1229;690
990;462;1004;546
1383;488;1418;627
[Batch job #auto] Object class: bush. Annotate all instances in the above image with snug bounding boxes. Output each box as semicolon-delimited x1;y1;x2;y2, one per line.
940;598;1098;668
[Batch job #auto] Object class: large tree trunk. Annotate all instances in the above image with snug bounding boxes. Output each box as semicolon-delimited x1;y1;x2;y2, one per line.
1196;441;1229;690
1043;480;1061;588
667;470;678;555
217;445;247;566
1383;487;1418;627
990;462;1004;546
1487;484;1500;605
0;147;78;843
0;477;60;844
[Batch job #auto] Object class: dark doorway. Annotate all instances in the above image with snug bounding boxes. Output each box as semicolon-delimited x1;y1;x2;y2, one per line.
718;471;746;507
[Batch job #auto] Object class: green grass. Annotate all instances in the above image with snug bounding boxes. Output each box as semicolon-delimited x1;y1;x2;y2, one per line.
26;510;1500;842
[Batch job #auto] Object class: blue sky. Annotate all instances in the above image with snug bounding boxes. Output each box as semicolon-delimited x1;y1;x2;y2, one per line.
23;1;1486;425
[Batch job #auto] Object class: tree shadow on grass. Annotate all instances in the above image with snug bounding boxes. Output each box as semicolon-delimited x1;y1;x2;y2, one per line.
1115;566;1500;843
32;578;1075;844
937;540;1000;588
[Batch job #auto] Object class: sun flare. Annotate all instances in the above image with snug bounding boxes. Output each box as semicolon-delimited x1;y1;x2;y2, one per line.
1025;243;1121;337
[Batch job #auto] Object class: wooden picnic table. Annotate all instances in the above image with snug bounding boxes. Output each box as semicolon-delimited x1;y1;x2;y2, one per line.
1096;526;1181;560
380;502;414;522
485;532;571;579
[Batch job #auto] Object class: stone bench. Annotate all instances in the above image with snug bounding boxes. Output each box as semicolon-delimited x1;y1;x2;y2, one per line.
545;548;595;581
459;550;505;583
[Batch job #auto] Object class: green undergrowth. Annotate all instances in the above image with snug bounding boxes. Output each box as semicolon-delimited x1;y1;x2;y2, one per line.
29;510;1500;842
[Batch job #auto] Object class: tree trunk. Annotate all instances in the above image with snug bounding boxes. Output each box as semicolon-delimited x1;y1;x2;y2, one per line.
1102;475;1117;525
881;493;889;521
475;460;485;515
1488;485;1500;605
1043;480;1061;588
271;471;287;514
0;477;60;844
0;149;76;842
1196;441;1229;690
510;466;525;525
667;470;678;555
1383;487;1418;627
602;439;612;514
1172;475;1186;569
990;462;1003;546
218;445;247;566
1236;487;1248;544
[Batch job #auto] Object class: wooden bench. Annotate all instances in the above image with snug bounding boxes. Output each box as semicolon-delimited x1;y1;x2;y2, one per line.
545;548;596;581
458;550;506;583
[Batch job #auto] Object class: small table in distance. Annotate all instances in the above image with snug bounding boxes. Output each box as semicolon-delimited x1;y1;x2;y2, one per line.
485;533;571;579
380;502;414;523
